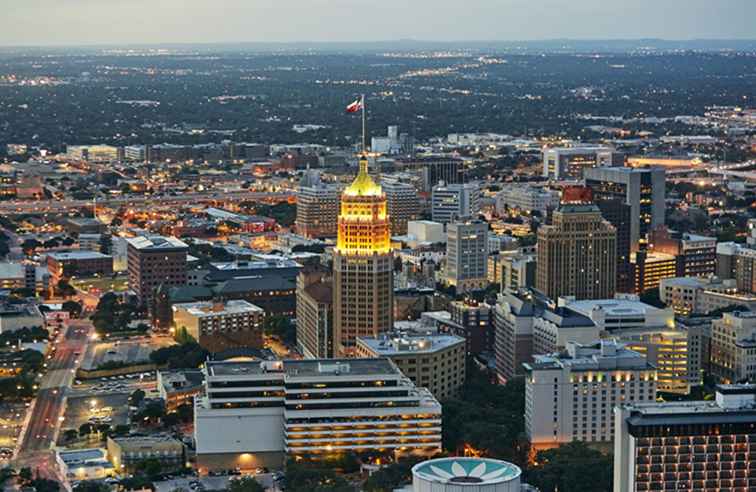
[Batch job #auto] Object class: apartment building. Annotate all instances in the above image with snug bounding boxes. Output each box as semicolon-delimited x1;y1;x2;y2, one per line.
171;300;265;353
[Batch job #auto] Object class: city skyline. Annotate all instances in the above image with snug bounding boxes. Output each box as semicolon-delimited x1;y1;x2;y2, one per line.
1;0;755;47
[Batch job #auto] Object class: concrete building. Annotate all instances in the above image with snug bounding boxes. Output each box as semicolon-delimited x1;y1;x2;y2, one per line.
411;457;523;492
106;436;185;473
333;156;394;356
395;157;464;192
55;448;114;482
156;369;204;411
383;180;420;235
584;166;665;251
355;331;466;401
431;182;480;224
0;302;45;334
406;221;445;246
499;251;536;292
0;262;46;294
543;146;623;180
535;202;617;300
524;340;656;449
171;300;265;353
614;384;756;492
46;250;113;283
194;358;442;473
445;220;489;293
295;183;340;239
710;311;756;384
126;235;188;308
717;242;756;294
495;185;560;214
494;291;535;384
295;270;334;359
448;300;495;357
659;277;756;315
631;251;677;294
66;144;120;162
649;228;717;279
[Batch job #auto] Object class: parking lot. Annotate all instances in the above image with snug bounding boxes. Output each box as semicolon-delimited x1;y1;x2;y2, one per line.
0;401;28;461
83;336;174;370
154;473;279;492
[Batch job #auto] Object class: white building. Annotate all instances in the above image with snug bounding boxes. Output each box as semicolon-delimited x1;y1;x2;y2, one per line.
194;358;442;474
405;221;445;246
445;220;488;293
411;457;523;492
431;182;480;224
524;340;656;449
495;185;560;214
542;146;623;180
659;276;756;315
710;310;756;384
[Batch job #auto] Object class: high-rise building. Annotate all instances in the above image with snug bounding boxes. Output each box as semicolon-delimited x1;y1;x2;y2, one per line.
614;384;756;492
447;300;495;357
295;270;333;359
495;185;560;215
395;157;463;192
543;146;624;180
499;251;537;292
535;199;617;300
659;277;755;315
649;227;717;278
631;250;677;294
494;291;535;384
584;166;665;251
709;311;756;384
717;242;756;294
524;340;657;450
431;182;480;224
193;358;442;473
333;156;394;356
382;180;420;235
595;197;634;293
445;220;489;293
295;182;340;239
126;235;188;308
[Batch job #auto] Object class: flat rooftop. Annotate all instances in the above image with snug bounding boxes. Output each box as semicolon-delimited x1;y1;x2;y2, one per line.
47;251;111;261
172;299;264;317
206;358;400;379
125;235;188;251
565;298;665;318
358;333;464;355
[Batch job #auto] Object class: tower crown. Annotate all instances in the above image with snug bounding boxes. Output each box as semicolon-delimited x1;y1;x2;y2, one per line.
344;156;382;197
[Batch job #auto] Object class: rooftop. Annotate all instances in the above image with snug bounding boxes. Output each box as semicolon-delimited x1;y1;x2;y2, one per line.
525;340;653;372
126;235;188;251
413;457;521;485
47;250;111;261
206;357;401;379
0;263;25;279
358;332;464;355
172;299;264;317
564;298;667;318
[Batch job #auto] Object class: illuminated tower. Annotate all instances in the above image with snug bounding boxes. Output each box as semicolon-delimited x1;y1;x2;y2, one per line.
333;155;394;356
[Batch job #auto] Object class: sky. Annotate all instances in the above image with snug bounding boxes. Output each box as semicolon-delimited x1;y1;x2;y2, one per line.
1;0;755;46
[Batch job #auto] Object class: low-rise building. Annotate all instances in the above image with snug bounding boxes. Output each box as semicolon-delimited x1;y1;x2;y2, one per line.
46;250;113;283
0;302;45;334
157;369;204;412
709;311;756;384
106;435;185;473
355;331;466;401
524;340;656;450
495;185;560;214
56;448;114;481
171;300;265;353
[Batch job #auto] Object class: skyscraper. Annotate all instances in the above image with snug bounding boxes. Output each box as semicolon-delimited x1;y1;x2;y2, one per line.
445;220;489;293
126;235;188;309
382;180;420;235
431;182;480;224
333;156;394;356
535;189;617;300
295;172;340;239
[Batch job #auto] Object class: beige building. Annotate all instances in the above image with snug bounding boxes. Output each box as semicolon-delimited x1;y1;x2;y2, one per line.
355;332;466;401
172;300;265;353
295;270;333;359
383;180;420;235
659;276;756;315
710;311;756;384
107;436;185;473
295;184;340;239
536;202;617;300
333;156;394;356
445;220;489;294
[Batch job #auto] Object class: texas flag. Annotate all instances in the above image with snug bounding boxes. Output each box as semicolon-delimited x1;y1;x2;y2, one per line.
345;96;364;113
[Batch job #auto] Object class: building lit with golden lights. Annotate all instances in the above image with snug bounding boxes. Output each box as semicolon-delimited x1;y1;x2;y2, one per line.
333;156;394;356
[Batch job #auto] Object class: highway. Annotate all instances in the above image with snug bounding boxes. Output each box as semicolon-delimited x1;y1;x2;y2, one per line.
0;190;294;214
14;320;92;482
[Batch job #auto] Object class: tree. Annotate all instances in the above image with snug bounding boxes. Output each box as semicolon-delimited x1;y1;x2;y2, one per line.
364;458;423;492
228;476;265;492
129;389;146;407
18;467;32;483
63;429;79;442
30;479;60;492
62;300;83;318
263;315;296;345
73;481;110;492
79;422;94;436
134;458;163;480
56;279;77;297
525;442;613;492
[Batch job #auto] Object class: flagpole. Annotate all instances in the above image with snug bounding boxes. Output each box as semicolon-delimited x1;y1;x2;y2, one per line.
361;94;367;154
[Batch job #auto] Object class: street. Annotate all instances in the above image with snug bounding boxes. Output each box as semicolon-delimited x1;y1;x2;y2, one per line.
13;320;92;481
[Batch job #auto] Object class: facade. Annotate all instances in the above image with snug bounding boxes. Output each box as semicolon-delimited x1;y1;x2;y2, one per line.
495;185;560;214
106;436;185;473
46;251;113;283
717;242;756;294
66;144;120;162
584;166;665;251
448;300;495;357
445;220;489;293
295;270;334;359
171;300;265;353
595;197;634;293
524;340;657;449
355;332;466;401
156;369;204;412
395;157;464;193
535;202;617;300
295;184;340;239
631;251;677;294
406;220;445;245
543;146;623;180
710;311;756;384
126;235;188;308
614;384;756;492
383;180;420;235
431;182;480;224
55;448;114;482
0;303;45;334
194;358;442;473
493;291;535;384
499;251;536;292
412;457;522;492
333;156;394;356
659;277;745;315
650;228;717;278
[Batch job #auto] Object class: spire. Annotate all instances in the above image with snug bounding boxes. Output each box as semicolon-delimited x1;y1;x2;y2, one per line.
344;154;381;197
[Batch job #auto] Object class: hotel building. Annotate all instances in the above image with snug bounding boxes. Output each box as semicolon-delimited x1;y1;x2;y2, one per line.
194;358;442;473
126;235;188;307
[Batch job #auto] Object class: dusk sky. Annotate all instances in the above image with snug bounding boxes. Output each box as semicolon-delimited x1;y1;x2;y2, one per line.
2;0;755;46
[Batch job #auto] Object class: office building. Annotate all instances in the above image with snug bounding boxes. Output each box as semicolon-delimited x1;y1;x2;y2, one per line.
535;199;617;301
631;251;677;294
717;242;756;294
395;157;463;192
584;166;665;251
55;448;114;482
445;220;489;293
333;156;394;356
594;197;634;293
382;180;420;235
106;436;185;473
524;340;656;450
659;277;756;315
126;235;188;308
495;185;560;214
66;144;121;162
494;291;535;384
296;270;334;359
355;332;466;401
649;228;717;278
499;251;536;292
295;183;340;239
171;300;265;353
710;311;756;384
406;220;445;246
156;369;204;411
431;182;480;224
194;358;442;473
447;300;495;356
614;384;756;492
0;262;47;294
543;146;623;180
46;251;113;283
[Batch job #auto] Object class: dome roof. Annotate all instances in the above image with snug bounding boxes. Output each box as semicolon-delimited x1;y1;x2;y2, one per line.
343;156;382;197
412;457;522;485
